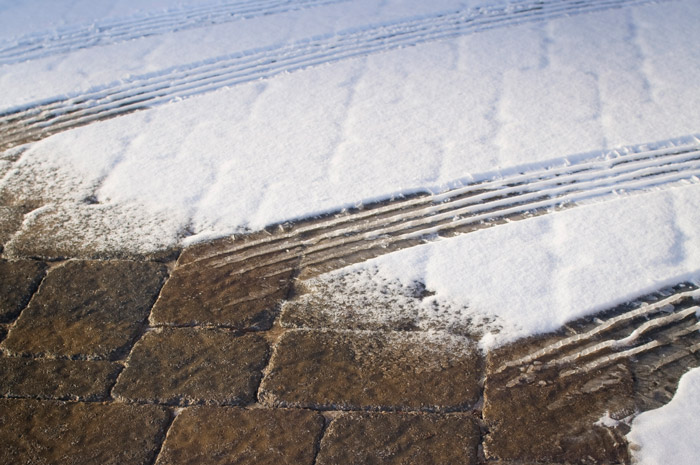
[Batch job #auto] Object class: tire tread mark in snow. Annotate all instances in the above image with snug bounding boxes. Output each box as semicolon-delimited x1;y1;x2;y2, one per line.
181;138;700;281
166;137;700;316
0;0;659;150
0;0;347;65
495;284;700;388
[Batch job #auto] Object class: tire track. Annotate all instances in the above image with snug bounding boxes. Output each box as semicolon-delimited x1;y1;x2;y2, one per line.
0;0;346;66
0;0;656;151
495;284;700;387
179;138;700;281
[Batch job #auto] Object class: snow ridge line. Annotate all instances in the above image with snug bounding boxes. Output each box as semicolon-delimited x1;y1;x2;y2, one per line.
178;139;700;278
496;285;700;386
0;0;346;66
0;0;655;151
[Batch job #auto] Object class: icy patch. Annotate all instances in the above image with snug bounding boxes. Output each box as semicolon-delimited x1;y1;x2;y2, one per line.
628;366;700;465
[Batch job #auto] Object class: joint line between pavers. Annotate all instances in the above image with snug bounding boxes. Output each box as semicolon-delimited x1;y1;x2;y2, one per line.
0;260;50;354
145;407;177;465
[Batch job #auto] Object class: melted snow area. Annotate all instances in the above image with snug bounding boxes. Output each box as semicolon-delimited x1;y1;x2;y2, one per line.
1;1;700;460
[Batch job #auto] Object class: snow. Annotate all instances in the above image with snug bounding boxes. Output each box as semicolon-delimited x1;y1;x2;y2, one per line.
318;182;700;349
1;0;700;458
628;366;700;465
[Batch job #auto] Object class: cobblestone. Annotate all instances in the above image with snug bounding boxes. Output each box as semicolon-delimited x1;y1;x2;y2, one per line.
483;339;635;464
151;259;296;330
1;260;166;359
113;328;269;406
156;407;324;465
0;399;170;465
0;357;120;401
0;259;46;323
316;412;480;465
259;329;482;411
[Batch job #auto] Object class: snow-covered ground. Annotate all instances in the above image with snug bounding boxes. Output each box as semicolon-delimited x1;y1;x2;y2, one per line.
1;0;699;461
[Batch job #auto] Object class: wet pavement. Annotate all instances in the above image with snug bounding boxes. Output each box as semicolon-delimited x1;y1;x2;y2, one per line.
2;195;700;465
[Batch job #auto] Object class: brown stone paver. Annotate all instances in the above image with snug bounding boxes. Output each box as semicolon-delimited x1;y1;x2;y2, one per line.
1;260;166;359
156;407;324;465
0;259;46;323
483;343;634;464
0;207;27;253
0;357;120;401
2;203;180;261
259;329;482;411
113;328;269;406
0;399;170;465
151;259;296;330
316;412;480;465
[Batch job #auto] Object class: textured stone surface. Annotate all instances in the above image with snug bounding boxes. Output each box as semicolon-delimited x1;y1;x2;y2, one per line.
2;203;180;261
156;407;324;465
316;412;480;465
113;328;269;406
151;258;297;330
0;357;120;401
483;347;634;464
0;399;170;465
0;259;46;323
260;329;482;411
0;207;27;252
1;260;167;359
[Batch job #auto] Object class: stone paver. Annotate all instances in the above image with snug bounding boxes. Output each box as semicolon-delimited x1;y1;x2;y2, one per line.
483;345;634;464
0;259;46;323
2;204;181;261
0;399;170;465
1;260;167;359
156;407;324;465
0;207;27;253
0;357;120;401
151;259;296;330
259;329;482;411
113;328;269;406
316;412;480;465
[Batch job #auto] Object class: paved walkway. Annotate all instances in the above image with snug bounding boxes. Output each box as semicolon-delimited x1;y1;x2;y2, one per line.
2;201;700;465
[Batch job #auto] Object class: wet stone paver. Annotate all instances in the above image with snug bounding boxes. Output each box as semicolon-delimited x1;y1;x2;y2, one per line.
156;407;324;465
316;412;481;465
0;259;46;323
0;399;171;465
1;260;167;359
483;360;634;464
0;357;120;401
259;329;483;412
151;258;297;330
1;222;698;465
113;328;269;406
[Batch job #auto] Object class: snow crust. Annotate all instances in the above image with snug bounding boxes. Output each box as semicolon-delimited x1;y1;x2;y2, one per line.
628;366;700;465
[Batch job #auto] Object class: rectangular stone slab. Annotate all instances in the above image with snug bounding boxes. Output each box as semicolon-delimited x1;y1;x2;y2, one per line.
156;407;324;465
0;357;120;401
113;328;269;406
1;260;167;359
0;259;46;323
259;329;483;411
150;258;297;330
0;399;170;465
316;412;480;465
